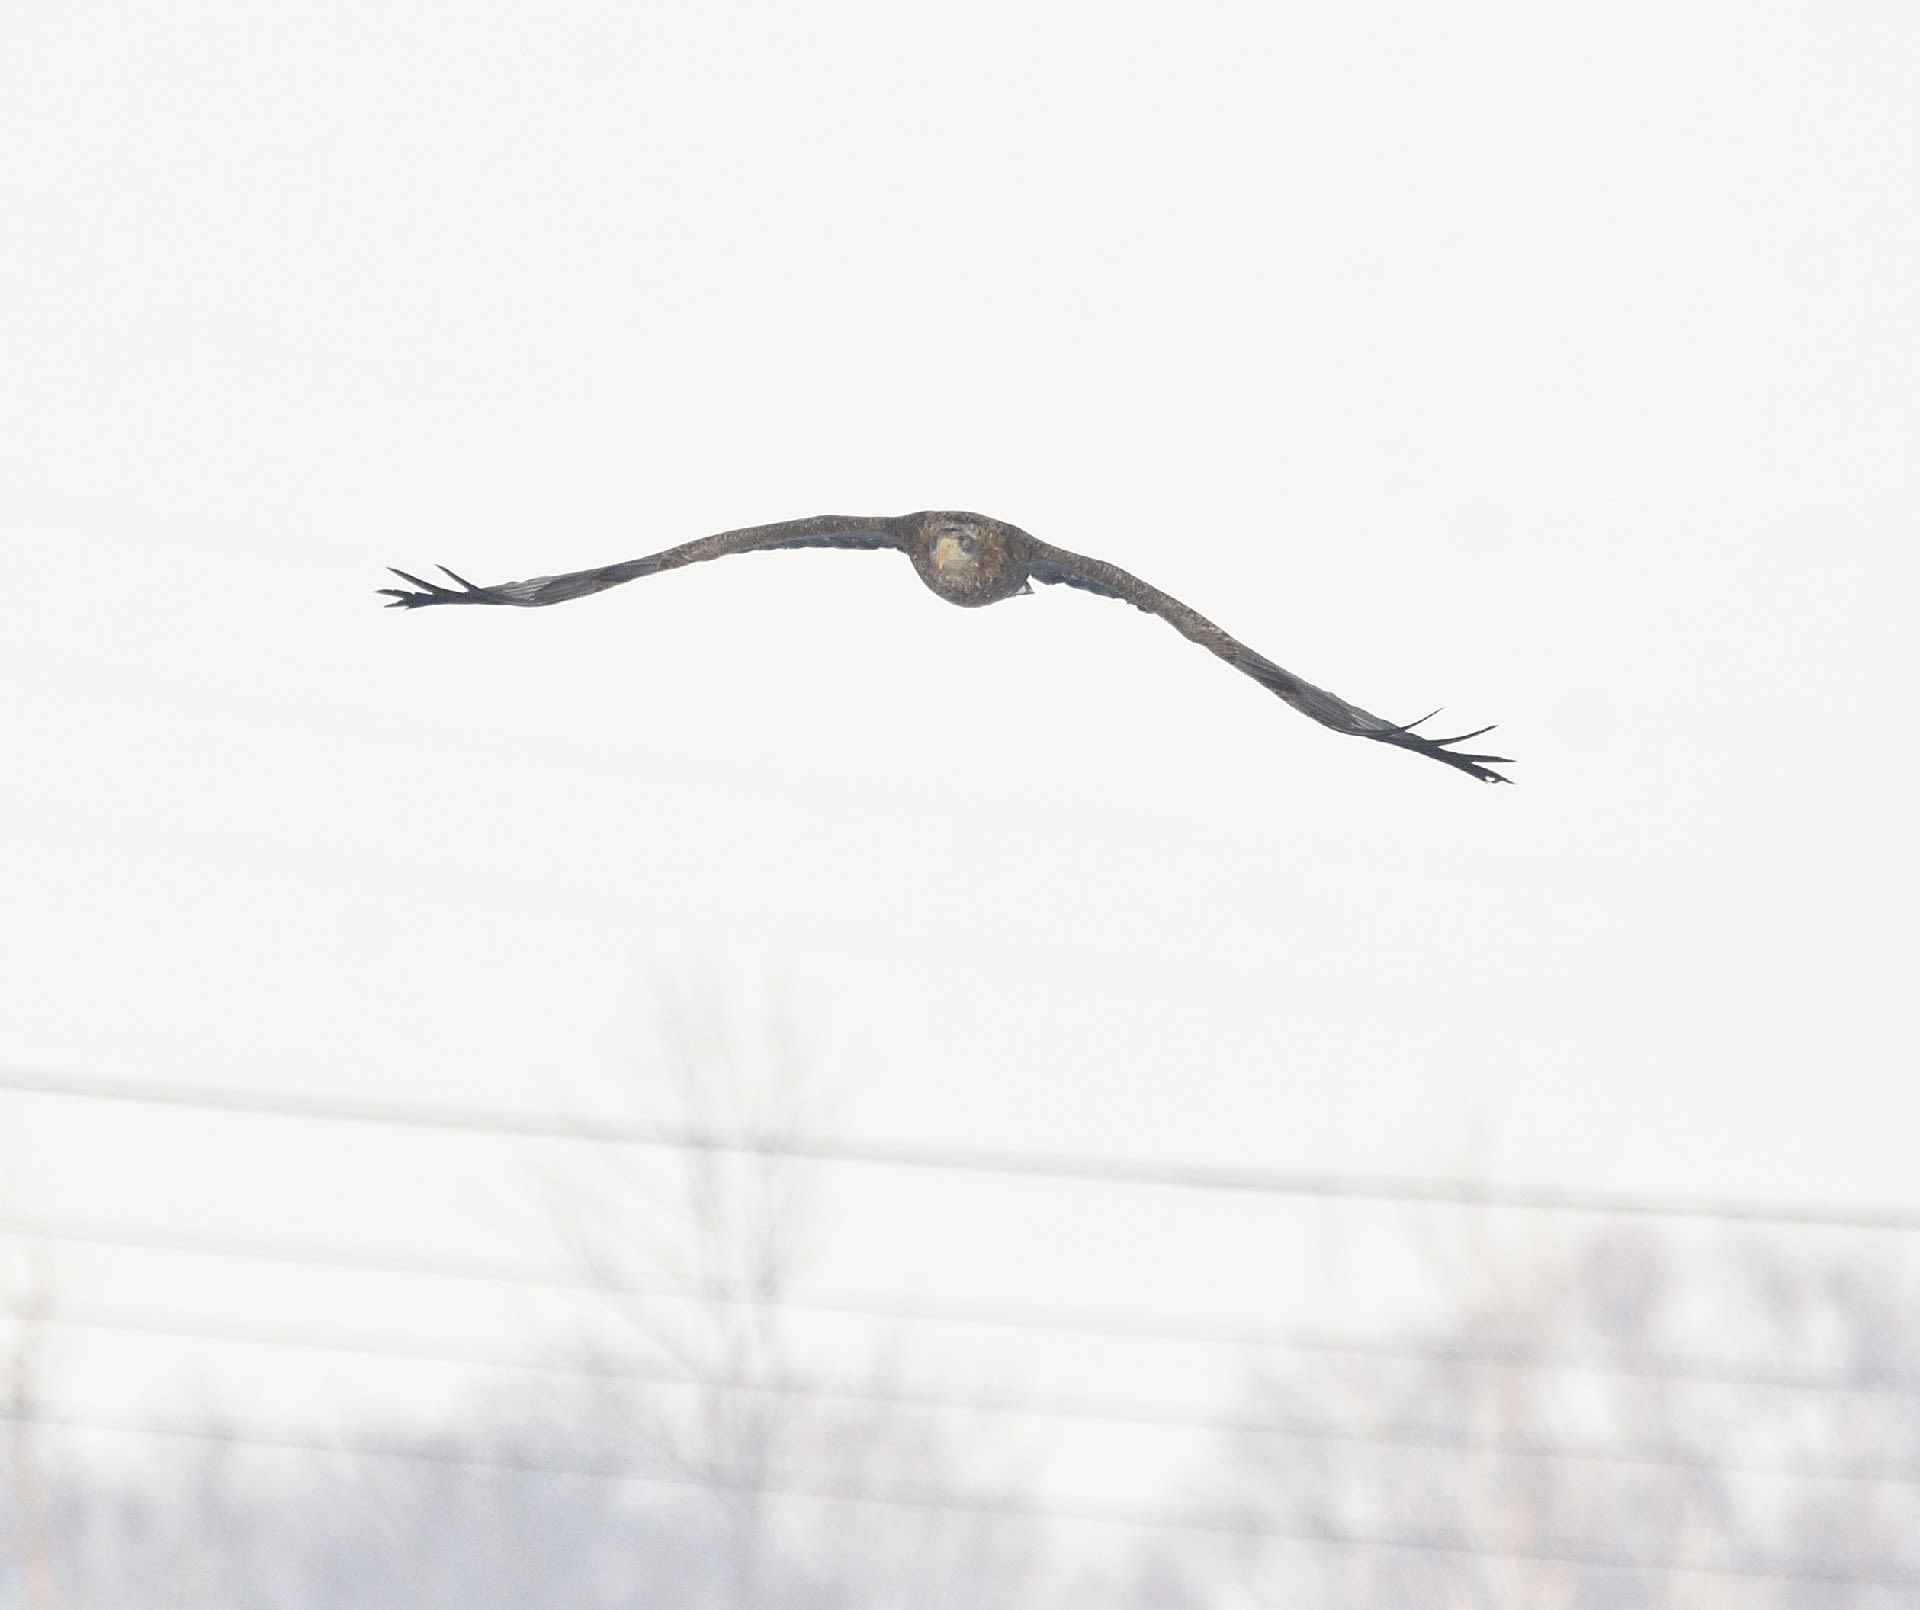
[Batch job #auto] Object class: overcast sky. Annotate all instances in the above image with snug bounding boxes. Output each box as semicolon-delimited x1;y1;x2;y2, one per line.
3;0;1917;1513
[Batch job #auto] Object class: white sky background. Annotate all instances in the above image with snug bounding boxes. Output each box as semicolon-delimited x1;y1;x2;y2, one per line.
2;0;1918;1517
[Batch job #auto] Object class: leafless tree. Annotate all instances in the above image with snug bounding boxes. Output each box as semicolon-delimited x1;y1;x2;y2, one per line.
538;974;832;1608
1142;1227;1920;1609
2;1237;54;1610
540;974;1048;1609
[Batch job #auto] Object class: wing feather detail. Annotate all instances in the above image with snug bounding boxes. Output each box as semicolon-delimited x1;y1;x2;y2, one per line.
1027;542;1512;784
379;515;906;610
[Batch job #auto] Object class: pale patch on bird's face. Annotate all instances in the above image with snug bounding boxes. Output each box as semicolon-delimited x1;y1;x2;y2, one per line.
914;514;1031;607
931;530;981;574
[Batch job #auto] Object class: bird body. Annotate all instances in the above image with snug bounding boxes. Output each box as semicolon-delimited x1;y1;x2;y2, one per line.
902;510;1034;606
383;511;1511;783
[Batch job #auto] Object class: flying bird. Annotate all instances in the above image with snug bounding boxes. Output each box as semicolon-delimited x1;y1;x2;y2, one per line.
381;511;1511;783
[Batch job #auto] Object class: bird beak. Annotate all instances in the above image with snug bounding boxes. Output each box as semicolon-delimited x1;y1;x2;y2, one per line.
932;535;960;572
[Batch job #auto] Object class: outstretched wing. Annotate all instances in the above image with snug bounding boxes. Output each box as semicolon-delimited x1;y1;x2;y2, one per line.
1027;542;1512;784
380;515;907;610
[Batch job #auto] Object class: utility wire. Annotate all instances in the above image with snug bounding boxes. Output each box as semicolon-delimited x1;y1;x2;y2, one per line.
4;1404;1913;1587
4;1066;1919;1229
7;1210;1916;1401
29;1300;1920;1489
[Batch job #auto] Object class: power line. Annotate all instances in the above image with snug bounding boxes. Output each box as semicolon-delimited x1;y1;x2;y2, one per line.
6;1405;1915;1587
5;1065;1919;1229
7;1210;1916;1402
31;1300;1920;1490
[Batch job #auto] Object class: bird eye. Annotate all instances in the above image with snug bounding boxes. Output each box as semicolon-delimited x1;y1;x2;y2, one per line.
960;534;978;553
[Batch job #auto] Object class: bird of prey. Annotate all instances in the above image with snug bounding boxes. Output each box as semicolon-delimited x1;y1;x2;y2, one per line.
381;511;1511;783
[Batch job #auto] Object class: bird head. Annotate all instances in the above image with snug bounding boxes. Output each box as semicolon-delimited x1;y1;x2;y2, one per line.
908;511;1033;606
931;523;983;577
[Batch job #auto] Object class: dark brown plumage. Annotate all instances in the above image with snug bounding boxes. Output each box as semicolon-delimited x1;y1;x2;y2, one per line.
382;511;1511;783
